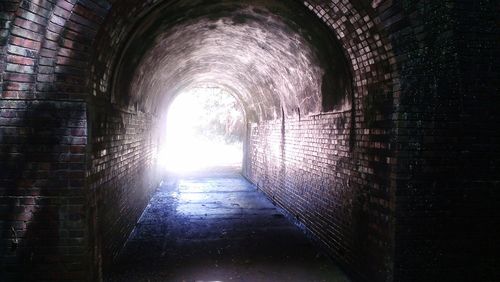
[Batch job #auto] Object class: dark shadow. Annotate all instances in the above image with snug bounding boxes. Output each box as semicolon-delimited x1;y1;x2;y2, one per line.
105;170;350;282
0;101;86;281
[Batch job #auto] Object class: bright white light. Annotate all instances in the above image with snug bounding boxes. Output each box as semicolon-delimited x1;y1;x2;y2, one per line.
158;87;244;173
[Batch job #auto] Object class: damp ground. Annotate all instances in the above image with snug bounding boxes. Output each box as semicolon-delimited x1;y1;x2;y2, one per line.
106;169;350;282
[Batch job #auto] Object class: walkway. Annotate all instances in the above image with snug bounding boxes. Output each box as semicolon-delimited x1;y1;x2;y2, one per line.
106;171;350;282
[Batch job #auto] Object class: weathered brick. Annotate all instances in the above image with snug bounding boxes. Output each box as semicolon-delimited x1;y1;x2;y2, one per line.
5;61;35;74
4;72;34;82
8;35;41;50
7;44;38;57
0;1;497;282
10;25;43;41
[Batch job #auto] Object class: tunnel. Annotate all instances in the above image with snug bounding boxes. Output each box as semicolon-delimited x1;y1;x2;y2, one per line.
0;0;498;281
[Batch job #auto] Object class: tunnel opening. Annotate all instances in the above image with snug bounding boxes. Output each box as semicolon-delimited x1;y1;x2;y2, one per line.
2;0;496;281
159;86;245;174
98;0;357;279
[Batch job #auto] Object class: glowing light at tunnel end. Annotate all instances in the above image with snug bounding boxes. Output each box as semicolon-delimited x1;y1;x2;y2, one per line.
158;87;244;173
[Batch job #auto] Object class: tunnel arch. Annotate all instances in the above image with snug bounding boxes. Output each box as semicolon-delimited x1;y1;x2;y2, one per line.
86;2;399;281
103;0;355;123
3;1;497;282
0;0;405;281
90;0;398;123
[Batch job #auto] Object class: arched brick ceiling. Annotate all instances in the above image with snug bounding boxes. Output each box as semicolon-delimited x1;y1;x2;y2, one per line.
0;0;406;281
110;0;352;121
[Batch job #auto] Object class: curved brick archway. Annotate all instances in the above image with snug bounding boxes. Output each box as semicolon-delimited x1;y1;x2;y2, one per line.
87;1;397;280
0;1;498;282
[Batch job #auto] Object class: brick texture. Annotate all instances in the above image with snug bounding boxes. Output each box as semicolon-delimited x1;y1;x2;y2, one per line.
86;104;159;280
0;0;95;280
0;1;498;282
389;1;499;281
0;100;88;281
243;1;399;281
246;111;394;281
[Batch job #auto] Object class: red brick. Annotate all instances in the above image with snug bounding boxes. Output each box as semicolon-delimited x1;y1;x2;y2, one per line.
6;54;36;65
9;35;41;50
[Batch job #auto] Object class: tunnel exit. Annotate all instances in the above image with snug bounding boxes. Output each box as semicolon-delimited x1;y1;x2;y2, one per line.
2;0;494;281
158;87;245;173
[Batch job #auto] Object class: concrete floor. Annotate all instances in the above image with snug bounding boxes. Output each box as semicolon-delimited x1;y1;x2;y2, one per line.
106;170;350;282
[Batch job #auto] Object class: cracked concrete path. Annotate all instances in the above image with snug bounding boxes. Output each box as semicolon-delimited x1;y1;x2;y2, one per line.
106;171;350;282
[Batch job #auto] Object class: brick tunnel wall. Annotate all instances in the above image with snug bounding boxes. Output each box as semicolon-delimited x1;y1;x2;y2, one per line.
0;1;498;282
390;1;499;281
86;105;159;278
245;111;395;281
0;100;88;281
246;1;499;282
0;0;96;280
0;0;161;280
245;1;397;281
86;0;163;277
